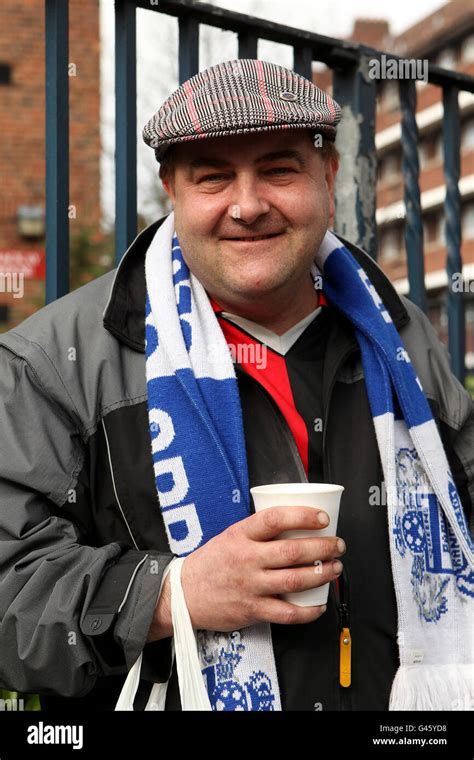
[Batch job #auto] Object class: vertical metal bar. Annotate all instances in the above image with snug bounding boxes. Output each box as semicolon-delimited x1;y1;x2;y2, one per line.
115;0;137;263
45;0;69;302
179;16;199;84
293;44;313;80
399;79;426;313
442;86;465;384
238;31;258;59
333;56;377;260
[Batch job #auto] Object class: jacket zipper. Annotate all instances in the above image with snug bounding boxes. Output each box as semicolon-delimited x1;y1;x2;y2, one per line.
102;417;140;550
323;345;358;711
334;567;352;692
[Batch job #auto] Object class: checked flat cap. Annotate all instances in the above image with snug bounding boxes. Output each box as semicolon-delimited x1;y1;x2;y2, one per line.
143;58;341;162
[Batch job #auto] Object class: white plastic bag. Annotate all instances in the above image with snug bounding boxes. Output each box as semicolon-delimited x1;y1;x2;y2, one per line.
115;556;212;711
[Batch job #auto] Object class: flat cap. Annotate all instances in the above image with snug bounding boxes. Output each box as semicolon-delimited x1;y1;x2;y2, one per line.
142;58;341;162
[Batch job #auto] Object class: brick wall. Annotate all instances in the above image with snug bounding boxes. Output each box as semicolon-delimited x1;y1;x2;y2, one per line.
0;0;101;330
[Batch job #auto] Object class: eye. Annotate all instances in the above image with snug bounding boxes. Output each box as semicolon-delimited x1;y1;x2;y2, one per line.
199;173;228;183
266;167;294;175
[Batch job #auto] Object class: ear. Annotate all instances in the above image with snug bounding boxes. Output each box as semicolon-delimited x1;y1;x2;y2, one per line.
325;156;339;224
161;176;176;204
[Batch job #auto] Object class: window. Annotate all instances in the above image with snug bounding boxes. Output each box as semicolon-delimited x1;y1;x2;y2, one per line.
379;152;400;184
466;299;474;325
438;216;446;246
0;305;10;325
462;203;474;240
423;213;444;246
427;296;448;345
382;81;399;112
419;142;429;169
424;214;437;244
381;227;400;260
461;34;474;64
419;132;442;167
428;299;442;327
0;63;11;85
439;301;448;329
436;48;457;70
462;119;474;153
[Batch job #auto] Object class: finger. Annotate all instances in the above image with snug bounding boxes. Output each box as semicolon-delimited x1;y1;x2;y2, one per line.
252;595;329;626
257;560;343;596
245;506;330;541
261;535;345;569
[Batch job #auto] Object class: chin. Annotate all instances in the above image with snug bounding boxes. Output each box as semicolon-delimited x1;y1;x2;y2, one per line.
228;276;286;298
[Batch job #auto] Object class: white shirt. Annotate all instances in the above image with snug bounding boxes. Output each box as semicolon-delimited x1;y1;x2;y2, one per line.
220;305;322;356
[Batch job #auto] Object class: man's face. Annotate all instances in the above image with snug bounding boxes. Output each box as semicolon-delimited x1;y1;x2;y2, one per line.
161;129;338;308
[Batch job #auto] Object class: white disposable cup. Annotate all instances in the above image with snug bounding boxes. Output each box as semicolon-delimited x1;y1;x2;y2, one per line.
250;483;344;607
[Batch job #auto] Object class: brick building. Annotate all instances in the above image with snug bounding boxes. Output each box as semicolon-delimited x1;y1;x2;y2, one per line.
0;0;101;330
375;1;474;374
315;1;474;376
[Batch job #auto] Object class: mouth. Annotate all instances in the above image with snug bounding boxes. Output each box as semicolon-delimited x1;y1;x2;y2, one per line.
221;231;285;243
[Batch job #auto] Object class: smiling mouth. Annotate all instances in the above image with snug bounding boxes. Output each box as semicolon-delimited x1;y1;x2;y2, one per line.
223;232;284;242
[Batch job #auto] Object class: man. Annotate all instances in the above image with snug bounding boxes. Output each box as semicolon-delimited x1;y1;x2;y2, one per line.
0;60;472;711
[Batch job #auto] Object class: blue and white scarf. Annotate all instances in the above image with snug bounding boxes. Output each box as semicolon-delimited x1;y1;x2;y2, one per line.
144;211;474;711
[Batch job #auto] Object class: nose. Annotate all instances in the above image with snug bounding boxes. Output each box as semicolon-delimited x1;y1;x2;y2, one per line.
228;173;271;225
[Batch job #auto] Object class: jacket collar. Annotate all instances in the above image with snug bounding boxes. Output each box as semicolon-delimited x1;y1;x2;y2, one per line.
102;214;410;353
102;216;166;352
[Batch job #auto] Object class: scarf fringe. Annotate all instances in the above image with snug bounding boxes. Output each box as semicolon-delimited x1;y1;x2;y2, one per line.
389;663;474;710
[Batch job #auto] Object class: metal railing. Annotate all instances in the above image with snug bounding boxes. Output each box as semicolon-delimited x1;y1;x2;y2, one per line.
45;0;474;383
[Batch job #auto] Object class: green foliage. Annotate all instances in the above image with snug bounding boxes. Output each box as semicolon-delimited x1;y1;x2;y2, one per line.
466;372;474;400
0;689;41;711
70;225;115;290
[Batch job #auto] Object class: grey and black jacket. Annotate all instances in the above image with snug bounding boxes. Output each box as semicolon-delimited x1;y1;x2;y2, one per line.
0;215;472;710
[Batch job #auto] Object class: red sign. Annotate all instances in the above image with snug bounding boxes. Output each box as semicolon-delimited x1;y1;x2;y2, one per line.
0;249;45;279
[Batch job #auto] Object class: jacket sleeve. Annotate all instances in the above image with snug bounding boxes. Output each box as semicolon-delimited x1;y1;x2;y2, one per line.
401;297;474;537
111;554;175;684
450;403;474;539
0;340;173;698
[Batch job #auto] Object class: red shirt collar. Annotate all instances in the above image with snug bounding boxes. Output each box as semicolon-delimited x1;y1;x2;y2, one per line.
209;290;327;314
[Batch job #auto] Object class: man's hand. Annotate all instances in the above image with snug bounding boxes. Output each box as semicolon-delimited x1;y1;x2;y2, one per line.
147;506;345;641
